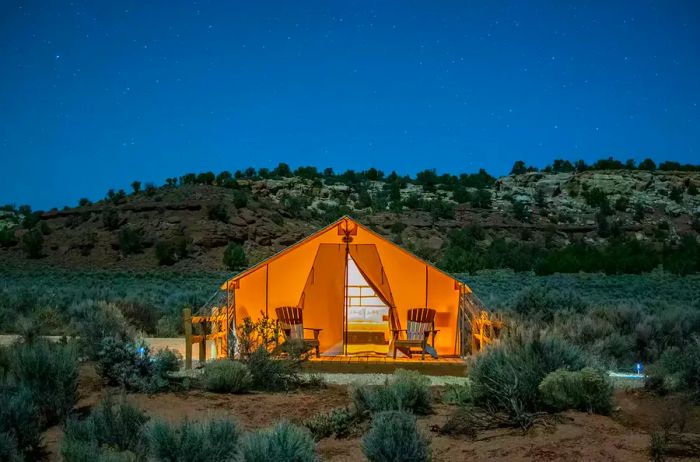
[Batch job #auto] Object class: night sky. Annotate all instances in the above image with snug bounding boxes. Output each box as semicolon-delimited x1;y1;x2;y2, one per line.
1;1;699;210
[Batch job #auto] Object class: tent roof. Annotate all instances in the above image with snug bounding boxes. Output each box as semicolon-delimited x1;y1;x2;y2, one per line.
220;216;467;291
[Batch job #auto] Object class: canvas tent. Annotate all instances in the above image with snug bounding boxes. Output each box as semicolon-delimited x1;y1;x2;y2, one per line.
220;216;476;357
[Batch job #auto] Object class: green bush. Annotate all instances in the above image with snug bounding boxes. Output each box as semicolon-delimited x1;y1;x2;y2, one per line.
0;387;45;460
155;237;189;266
96;337;175;392
0;227;17;248
469;333;586;415
118;228;143;255
240;421;318;462
361;411;430;462
223;242;247;270
62;397;149;462
150;418;240;462
303;407;359;440
538;367;613;414
351;369;432;415
69;300;133;359
22;228;43;258
202;360;252;393
13;339;78;425
245;346;301;391
0;432;21;462
232;190;248;208
442;382;472;405
153;348;182;376
102;208;121;230
207;203;229;222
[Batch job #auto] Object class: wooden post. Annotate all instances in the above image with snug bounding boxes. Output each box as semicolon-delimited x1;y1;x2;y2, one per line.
183;308;192;370
199;320;207;364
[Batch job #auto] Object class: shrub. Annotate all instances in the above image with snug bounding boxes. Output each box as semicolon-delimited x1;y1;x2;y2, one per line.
13;339;78;425
538;367;613;414
22;228;43;258
69;300;133;359
95;337;174;392
207;202;229;222
118;227;143;255
245;346;300;391
0;227;17;248
303;407;359;440
202;360;252;393
103;208;121;230
0;387;44;460
351;369;432;415
646;338;700;396
62;397;149;461
152;348;182;377
240;421;318;462
469;333;587;416
442;382;472;405
361;411;430;462
223;242;247;270
232;190;248;208
471;189;492;209
150;418;240;462
155;237;189;266
649;431;667;462
130;181;141;194
0;432;21;462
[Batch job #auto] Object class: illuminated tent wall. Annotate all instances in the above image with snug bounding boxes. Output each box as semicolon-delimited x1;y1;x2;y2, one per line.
221;216;475;356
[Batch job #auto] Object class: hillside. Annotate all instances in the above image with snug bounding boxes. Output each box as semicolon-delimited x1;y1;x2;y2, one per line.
1;167;699;274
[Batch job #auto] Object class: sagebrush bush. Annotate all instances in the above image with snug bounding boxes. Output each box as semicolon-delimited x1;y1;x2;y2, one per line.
645;338;700;396
469;333;586;415
223;242;247;270
0;432;21;462
22;228;43;258
303;407;359;440
538;367;613;414
96;337;151;389
442;381;472;405
61;397;149;462
69;300;133;359
150;418;240;462
202;360;252;393
152;348;182;376
352;369;432;415
96;337;176;392
240;421;318;462
245;346;300;391
13;339;78;425
361;411;431;462
0;387;45;460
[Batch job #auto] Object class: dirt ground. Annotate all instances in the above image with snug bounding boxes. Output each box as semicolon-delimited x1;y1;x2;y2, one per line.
43;364;700;461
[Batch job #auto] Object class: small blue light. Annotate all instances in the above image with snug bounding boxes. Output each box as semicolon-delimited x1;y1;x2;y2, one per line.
138;346;145;358
635;363;643;374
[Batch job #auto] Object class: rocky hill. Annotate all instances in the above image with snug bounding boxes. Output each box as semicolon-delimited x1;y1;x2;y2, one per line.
1;169;699;272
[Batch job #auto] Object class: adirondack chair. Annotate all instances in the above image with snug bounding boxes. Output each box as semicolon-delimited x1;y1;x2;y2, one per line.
275;306;322;358
392;308;439;360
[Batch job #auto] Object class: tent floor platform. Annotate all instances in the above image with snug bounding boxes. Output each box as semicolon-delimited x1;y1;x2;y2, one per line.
303;355;467;377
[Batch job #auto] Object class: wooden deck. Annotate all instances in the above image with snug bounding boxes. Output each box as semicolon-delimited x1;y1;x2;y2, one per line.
304;354;467;376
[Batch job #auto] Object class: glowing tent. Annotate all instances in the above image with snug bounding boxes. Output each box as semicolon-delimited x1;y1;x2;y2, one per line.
220;216;477;357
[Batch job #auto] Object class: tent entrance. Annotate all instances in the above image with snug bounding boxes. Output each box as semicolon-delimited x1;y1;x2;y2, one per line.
344;255;390;355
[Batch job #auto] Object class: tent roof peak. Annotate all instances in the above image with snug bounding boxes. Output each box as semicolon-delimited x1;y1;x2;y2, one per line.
220;215;465;290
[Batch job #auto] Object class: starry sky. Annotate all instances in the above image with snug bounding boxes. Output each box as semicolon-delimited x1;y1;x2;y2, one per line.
1;1;699;210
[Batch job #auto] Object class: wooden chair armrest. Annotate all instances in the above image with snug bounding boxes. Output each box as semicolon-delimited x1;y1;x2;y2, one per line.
304;327;322;340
